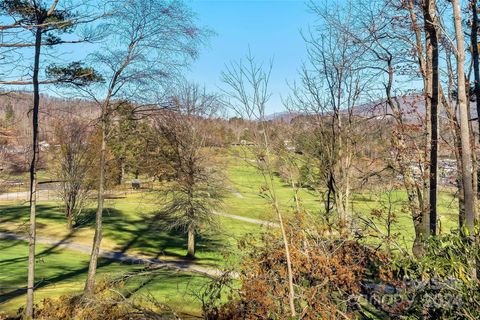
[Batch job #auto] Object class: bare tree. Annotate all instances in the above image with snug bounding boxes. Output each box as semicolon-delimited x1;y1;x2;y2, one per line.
314;0;434;255
422;0;440;236
153;83;224;258
452;0;477;234
80;0;209;295
52;117;95;230
286;1;371;231
470;1;480;156
221;52;297;317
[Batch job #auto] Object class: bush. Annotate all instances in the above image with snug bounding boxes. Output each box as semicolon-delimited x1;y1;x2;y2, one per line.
14;279;181;320
385;231;480;320
205;216;389;319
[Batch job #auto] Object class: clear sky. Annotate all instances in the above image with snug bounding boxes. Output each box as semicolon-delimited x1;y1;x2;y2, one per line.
187;0;314;115
4;0;314;115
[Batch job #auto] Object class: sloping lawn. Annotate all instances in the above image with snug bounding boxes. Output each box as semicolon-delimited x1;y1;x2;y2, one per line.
0;240;207;317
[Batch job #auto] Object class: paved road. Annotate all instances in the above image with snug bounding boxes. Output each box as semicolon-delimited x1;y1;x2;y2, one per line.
0;232;224;278
0;190;58;201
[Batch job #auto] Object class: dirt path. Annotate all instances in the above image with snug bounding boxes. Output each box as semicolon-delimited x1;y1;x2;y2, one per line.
0;232;224;278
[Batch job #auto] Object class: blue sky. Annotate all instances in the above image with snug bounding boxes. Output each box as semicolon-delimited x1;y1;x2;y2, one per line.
187;0;314;114
3;0;314;115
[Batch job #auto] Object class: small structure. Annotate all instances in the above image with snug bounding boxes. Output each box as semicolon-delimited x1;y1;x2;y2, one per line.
39;140;50;151
283;139;296;152
131;179;141;189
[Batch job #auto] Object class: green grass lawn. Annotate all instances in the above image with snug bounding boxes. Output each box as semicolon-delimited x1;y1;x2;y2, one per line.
0;170;53;193
0;240;207;316
223;148;459;243
222;151;319;221
0;199;262;266
0;148;463;316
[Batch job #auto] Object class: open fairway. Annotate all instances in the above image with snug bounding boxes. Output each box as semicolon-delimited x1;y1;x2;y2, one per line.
0;150;461;316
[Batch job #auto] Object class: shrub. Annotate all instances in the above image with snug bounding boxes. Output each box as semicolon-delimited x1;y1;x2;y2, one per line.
20;279;181;320
206;217;389;319
385;231;480;320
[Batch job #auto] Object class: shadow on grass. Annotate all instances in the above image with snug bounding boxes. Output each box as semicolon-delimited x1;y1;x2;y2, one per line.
0;204;65;226
75;206;224;262
0;202;224;305
102;208;225;263
0;230;78;267
121;267;204;301
0;256;118;304
0;203;224;262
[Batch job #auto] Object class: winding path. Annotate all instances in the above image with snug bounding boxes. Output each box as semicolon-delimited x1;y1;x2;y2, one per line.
213;211;279;228
0;232;225;278
0;191;276;278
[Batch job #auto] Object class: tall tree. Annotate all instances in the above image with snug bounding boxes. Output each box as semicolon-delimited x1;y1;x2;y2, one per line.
423;0;440;236
153;83;224;258
316;0;438;254
80;0;208;295
0;1;101;317
109;103;151;184
52;117;95;230
287;1;370;231
452;0;477;234
472;1;480;140
470;0;480;209
221;52;297;317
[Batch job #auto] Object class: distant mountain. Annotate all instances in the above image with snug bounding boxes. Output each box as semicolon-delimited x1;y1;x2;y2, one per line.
267;93;480;122
265;111;301;122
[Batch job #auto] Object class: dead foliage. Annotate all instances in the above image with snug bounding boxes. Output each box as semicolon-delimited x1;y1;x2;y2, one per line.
204;216;390;319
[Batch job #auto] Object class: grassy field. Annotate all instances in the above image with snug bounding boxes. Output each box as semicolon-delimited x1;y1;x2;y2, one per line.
0;240;206;317
0;148;461;315
223;149;459;240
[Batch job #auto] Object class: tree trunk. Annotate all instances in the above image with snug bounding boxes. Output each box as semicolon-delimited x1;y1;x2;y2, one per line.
467;100;478;198
452;0;477;234
67;212;73;230
448;110;466;226
25;27;42;320
334;187;347;230
472;1;480;194
272;200;296;317
66;194;74;230
84;110;106;295
120;161;125;185
406;1;430;254
385;57;427;256
424;0;439;235
443;93;466;226
443;49;467;226
290;172;300;213
187;224;195;258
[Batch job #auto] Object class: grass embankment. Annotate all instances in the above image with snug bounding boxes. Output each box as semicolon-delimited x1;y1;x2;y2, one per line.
0;155;266;314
